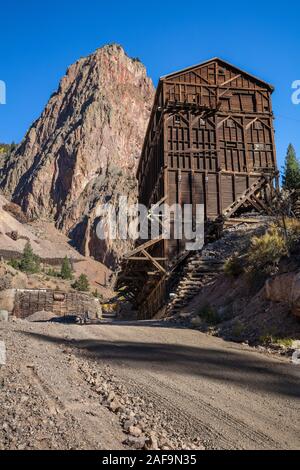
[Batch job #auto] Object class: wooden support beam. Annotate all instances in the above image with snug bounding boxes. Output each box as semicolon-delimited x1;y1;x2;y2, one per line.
124;235;163;258
141;249;166;274
250;194;270;213
127;256;167;261
220;74;241;87
246;196;262;212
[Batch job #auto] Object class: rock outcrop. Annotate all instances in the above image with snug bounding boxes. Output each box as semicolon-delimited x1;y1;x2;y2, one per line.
0;44;155;267
265;272;300;318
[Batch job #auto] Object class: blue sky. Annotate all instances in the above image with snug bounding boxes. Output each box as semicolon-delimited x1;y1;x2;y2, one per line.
0;0;299;170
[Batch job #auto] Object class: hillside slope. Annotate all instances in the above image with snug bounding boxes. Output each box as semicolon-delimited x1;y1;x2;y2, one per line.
0;195;111;293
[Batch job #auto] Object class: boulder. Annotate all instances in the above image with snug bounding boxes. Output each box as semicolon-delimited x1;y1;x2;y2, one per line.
0;340;6;364
0;263;27;290
109;398;122;413
0;289;15;313
179;312;192;319
190;316;202;326
147;431;159;450
128;425;143;438
0;310;9;322
265;272;300;317
26;310;57;322
124;436;146;450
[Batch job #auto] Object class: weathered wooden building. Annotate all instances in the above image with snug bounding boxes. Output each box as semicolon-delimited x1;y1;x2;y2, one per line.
117;58;278;317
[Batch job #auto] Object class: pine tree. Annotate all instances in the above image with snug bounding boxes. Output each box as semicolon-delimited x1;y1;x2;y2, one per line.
282;144;300;190
72;274;90;292
60;256;73;280
19;241;40;273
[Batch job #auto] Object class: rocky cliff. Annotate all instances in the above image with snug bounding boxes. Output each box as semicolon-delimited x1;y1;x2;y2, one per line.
0;44;155;267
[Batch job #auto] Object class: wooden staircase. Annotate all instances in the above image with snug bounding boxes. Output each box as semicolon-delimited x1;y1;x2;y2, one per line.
165;251;224;316
222;176;266;219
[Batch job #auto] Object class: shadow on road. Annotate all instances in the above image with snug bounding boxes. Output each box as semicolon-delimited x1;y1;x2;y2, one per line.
20;329;300;399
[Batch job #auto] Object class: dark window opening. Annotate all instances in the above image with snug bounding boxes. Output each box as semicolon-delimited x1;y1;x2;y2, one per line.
226;141;238;148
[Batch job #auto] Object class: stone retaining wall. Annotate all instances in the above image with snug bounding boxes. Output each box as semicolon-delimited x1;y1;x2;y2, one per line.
12;289;101;319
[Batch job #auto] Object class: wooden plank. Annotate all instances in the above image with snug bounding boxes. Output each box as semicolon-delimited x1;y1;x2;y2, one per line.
141;249;166;274
124;235;163;258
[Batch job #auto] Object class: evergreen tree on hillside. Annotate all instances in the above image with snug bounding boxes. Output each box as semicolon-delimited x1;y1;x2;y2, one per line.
282;144;300;190
19;242;40;273
60;256;73;280
72;274;90;292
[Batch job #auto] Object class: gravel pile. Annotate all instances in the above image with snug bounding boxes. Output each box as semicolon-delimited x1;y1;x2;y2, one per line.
202;222;268;261
79;362;205;450
26;311;58;322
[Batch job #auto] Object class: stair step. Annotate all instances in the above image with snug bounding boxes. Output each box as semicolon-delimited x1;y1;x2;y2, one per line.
178;288;200;293
186;264;224;269
171;301;189;307
176;294;197;300
183;269;222;275
183;272;203;277
188;259;223;265
178;282;202;287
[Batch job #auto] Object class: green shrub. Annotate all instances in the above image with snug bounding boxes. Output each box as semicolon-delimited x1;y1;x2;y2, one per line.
284;218;300;249
198;304;220;325
224;256;244;277
92;289;103;300
60;256;73;280
72;274;90;292
247;227;287;274
8;258;21;270
259;334;293;348
282;143;300;191
14;242;40;274
45;268;60;278
231;321;246;340
275;338;294;348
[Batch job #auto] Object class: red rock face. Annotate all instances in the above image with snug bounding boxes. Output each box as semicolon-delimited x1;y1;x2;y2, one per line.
0;45;155;267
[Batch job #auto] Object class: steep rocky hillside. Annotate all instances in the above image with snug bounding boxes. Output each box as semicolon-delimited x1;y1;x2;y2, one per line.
0;44;155;268
0;144;15;175
162;219;300;351
0;195;112;294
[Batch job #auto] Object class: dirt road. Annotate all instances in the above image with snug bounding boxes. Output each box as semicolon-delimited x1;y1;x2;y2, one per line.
0;320;299;450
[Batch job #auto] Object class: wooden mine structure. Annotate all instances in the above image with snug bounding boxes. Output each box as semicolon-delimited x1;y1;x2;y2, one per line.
117;58;278;318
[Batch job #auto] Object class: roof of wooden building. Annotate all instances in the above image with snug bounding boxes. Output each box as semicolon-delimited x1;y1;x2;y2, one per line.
160;57;274;92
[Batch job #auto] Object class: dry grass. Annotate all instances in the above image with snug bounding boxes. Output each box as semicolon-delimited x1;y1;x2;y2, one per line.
247;226;288;274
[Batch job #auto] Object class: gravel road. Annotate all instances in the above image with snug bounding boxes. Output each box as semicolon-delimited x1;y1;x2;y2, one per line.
0;319;299;450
